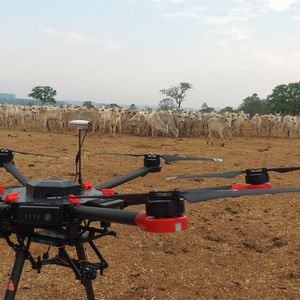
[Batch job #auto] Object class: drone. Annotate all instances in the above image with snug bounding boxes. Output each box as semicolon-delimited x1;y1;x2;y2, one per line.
1;120;300;300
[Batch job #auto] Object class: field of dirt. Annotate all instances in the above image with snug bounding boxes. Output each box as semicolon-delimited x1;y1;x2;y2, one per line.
0;128;300;300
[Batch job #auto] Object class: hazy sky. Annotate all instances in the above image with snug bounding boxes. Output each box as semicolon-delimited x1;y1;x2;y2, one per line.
1;0;300;108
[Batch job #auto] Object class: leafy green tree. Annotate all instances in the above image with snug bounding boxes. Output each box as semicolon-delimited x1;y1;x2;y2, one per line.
220;106;235;113
107;103;122;108
158;98;175;111
267;82;300;114
200;102;215;113
28;86;57;105
160;82;192;108
238;93;272;116
83;101;94;109
129;103;137;110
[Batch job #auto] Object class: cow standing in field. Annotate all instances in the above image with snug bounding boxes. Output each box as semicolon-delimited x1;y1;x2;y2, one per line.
232;113;248;136
267;114;281;137
282;115;297;138
206;115;233;146
158;111;179;137
110;108;123;136
146;112;169;137
252;114;262;136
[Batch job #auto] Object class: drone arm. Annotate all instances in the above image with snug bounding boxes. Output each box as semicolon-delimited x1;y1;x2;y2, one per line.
94;167;152;190
3;162;29;186
75;206;141;226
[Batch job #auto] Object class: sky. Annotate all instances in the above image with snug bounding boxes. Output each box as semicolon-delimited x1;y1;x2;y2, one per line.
1;0;300;108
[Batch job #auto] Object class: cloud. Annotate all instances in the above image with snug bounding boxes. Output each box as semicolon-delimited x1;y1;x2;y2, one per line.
39;27;125;49
254;50;300;68
262;0;298;12
157;0;258;39
163;5;205;19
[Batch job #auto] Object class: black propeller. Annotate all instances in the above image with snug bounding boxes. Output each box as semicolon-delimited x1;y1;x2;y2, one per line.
166;166;300;180
92;152;223;163
9;149;66;159
50;186;300;205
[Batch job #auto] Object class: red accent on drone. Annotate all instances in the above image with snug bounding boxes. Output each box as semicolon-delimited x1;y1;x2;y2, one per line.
101;189;115;195
231;183;272;190
5;192;19;202
82;182;92;190
0;185;4;193
135;211;188;233
6;279;15;291
69;194;80;204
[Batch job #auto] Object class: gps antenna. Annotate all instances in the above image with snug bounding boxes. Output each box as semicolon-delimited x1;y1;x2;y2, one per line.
69;120;91;185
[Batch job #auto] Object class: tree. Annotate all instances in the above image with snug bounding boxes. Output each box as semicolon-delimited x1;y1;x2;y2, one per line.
267;82;300;114
160;82;192;108
107;103;122;108
238;93;272;116
200;102;215;113
129;103;137;110
83;101;94;109
220;106;235;113
158;98;175;111
28;86;57;105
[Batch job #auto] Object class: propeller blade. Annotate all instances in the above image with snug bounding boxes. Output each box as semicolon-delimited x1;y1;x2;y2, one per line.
166;170;242;180
92;152;143;157
92;152;223;163
181;187;300;203
11;149;65;159
160;155;223;163
268;166;300;173
167;166;300;180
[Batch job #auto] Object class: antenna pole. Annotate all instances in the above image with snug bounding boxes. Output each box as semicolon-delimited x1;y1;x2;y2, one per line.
78;128;82;185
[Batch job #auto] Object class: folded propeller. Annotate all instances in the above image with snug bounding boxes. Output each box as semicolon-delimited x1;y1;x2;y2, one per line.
92;152;223;163
166;166;300;180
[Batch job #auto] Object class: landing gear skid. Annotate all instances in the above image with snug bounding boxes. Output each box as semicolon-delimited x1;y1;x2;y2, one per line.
4;228;114;300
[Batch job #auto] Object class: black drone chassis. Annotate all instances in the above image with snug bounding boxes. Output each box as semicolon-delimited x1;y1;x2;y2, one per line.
1;149;300;300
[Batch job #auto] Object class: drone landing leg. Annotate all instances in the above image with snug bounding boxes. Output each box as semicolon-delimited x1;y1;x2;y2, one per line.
76;243;96;300
4;244;27;300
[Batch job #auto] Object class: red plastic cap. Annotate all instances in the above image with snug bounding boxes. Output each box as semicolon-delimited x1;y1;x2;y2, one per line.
231;183;272;190
69;194;80;204
6;279;15;292
101;189;115;195
0;186;4;193
135;211;188;233
82;182;92;190
5;192;19;202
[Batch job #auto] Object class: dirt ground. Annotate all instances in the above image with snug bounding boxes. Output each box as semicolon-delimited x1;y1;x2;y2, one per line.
0;128;300;300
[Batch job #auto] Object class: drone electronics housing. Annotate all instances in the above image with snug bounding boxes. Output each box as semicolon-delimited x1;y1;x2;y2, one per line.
25;179;82;199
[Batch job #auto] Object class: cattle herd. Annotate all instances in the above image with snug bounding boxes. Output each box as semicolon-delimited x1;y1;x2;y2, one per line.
0;103;299;143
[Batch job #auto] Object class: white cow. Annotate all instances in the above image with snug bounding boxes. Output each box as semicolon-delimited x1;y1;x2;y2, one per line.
207;115;233;146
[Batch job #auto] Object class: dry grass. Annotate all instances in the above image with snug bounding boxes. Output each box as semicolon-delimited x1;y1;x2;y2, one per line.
0;128;300;299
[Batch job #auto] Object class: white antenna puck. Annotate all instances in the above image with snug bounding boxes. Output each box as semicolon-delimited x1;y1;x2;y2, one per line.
69;120;91;126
